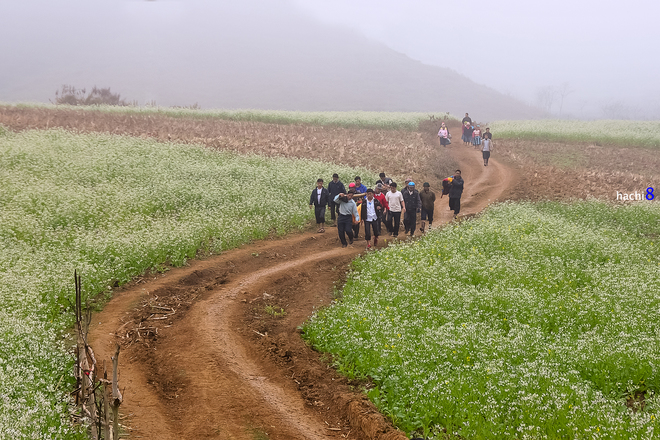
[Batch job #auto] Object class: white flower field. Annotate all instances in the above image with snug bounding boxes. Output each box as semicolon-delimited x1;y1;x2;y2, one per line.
304;201;660;439
490;119;660;148
0;127;375;439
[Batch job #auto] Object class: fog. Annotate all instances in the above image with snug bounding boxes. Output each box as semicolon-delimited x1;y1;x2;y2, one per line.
1;0;658;119
295;0;660;119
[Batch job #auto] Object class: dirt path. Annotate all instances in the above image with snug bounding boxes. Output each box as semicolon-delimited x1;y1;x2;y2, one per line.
88;145;514;440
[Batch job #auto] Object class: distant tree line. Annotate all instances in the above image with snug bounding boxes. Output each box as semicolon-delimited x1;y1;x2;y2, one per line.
52;85;134;106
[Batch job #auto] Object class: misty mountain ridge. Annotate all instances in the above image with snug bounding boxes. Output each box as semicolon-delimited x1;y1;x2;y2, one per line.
0;0;545;121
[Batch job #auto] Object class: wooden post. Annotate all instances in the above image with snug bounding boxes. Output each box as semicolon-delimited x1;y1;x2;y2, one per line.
104;361;111;440
111;344;123;438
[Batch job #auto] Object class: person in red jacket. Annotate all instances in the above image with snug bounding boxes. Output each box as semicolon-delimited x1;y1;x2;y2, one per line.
374;183;389;233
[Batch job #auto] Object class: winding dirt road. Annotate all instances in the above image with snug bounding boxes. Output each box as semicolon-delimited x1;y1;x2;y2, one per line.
88;144;515;440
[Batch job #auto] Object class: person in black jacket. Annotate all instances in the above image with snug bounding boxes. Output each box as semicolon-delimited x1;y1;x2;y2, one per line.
309;178;330;232
448;170;464;219
401;182;422;237
360;189;384;249
327;173;346;225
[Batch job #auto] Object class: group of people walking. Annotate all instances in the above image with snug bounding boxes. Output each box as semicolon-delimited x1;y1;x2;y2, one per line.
437;112;494;166
310;171;464;249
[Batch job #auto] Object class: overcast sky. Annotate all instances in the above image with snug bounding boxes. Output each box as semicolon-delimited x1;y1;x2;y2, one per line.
293;0;660;117
1;0;658;119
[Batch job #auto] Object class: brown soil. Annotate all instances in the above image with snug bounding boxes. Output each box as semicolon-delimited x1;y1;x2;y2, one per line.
495;139;660;201
86;141;513;439
0;106;458;182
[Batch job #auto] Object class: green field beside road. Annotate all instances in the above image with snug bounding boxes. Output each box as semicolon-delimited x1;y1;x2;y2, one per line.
305;200;660;439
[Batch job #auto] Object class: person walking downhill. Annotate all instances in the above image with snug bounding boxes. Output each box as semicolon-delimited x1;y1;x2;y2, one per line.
466;123;475;147
327;173;346;226
482;136;493;166
385;182;405;237
375;172;393;192
374;183;390;233
438;122;450;147
333;190;358;247
419;182;436;233
361;189;384;249
462;113;472;125
402;181;422;237
309;178;330;232
472;125;482;149
448;170;464;219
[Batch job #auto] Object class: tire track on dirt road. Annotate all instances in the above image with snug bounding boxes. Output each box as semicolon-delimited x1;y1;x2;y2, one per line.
89;143;515;440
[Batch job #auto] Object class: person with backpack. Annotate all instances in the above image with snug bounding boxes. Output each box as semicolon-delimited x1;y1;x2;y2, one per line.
448;170;464;219
309;178;330;233
402;181;422;237
361;189;384;249
438;122;451;147
327;173;346;225
333;189;358;247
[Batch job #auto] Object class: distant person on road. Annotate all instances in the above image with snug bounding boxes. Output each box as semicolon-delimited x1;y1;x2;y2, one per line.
462;122;472;144
483;127;492;141
327;173;346;225
448;170;464;219
334;190;358;247
375;172;393;192
309;178;330;233
385;182;405;237
374;183;390;233
462;113;472;125
482;137;493;166
472;125;482;149
419;182;436;232
438;122;450;147
361;189;384;249
402;182;422;237
466;123;475;146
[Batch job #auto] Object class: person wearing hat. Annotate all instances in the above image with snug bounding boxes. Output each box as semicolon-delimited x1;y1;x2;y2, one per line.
333;189;358;247
385;182;405;237
327;173;346;225
401;181;422;237
419;182;436;232
438;122;450;147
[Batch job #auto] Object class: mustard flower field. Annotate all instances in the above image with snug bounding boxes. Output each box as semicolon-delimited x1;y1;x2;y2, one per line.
0;127;374;439
304;201;660;439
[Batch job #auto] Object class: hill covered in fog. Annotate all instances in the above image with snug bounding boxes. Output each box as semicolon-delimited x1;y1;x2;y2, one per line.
0;0;545;121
